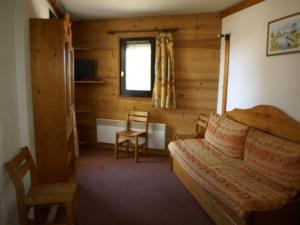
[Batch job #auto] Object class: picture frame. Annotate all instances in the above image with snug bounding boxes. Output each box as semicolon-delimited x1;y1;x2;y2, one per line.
266;12;300;56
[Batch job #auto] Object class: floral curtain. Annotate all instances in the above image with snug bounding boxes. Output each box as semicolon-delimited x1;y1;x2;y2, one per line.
152;32;176;109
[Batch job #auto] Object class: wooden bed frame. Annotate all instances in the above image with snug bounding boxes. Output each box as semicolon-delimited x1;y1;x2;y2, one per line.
170;105;300;225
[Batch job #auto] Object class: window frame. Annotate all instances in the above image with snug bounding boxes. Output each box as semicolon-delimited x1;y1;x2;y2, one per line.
119;37;156;98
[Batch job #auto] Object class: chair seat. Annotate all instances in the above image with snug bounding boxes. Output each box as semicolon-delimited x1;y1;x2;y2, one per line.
25;182;76;205
117;130;146;138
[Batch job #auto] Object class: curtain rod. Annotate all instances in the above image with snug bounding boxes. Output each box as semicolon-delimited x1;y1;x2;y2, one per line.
107;28;179;35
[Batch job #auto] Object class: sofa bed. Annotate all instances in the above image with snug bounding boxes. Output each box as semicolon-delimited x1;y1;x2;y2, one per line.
168;105;300;225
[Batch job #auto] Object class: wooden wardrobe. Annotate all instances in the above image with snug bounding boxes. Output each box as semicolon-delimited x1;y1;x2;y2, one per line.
30;14;77;183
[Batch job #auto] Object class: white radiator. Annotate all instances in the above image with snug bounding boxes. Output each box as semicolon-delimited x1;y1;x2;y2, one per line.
96;119;166;150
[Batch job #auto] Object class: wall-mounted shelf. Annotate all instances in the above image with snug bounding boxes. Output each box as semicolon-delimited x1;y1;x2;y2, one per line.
75;80;106;85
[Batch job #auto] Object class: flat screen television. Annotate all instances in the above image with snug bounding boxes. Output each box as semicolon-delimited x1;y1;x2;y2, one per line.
75;59;96;80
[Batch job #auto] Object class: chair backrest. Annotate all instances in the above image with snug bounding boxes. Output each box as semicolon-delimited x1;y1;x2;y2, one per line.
127;110;149;132
195;114;209;133
5;147;38;201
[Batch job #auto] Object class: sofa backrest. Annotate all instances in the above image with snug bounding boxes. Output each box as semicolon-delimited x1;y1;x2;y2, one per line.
225;105;300;144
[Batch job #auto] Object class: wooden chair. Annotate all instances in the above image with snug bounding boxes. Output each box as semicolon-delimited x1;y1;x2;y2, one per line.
115;111;149;162
5;147;77;225
175;114;209;140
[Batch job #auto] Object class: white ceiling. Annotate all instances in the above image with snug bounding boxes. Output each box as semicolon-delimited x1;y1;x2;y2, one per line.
57;0;243;20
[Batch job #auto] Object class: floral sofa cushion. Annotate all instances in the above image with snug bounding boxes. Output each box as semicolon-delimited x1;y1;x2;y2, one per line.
204;113;250;159
244;129;300;190
169;138;297;217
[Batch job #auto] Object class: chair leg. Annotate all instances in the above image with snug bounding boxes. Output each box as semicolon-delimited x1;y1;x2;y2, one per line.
33;206;42;225
126;140;129;153
17;202;29;225
74;192;79;225
135;136;138;162
115;133;118;159
145;137;148;156
65;201;75;225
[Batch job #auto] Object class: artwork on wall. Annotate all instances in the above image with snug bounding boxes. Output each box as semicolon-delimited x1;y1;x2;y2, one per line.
266;12;300;56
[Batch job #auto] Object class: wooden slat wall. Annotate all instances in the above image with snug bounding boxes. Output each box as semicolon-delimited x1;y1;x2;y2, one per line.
73;13;221;146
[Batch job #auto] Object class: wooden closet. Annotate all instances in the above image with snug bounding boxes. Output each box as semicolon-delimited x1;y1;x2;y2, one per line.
30;14;77;183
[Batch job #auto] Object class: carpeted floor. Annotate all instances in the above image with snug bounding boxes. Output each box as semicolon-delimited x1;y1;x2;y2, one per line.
77;148;214;225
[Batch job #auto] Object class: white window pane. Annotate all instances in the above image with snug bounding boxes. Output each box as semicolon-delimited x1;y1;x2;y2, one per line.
125;43;151;91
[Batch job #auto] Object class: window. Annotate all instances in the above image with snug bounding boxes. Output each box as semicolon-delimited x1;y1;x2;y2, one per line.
120;37;155;97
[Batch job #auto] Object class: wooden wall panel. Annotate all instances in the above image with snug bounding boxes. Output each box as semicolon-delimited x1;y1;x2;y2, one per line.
73;13;221;147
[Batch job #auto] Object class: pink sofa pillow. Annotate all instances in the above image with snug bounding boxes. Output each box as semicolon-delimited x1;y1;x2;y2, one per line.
244;129;300;190
204;113;250;159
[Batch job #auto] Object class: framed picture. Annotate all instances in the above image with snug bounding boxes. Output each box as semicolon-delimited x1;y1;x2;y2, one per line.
266;12;300;56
